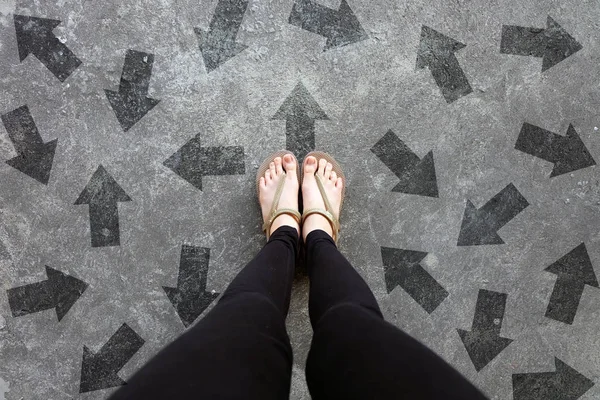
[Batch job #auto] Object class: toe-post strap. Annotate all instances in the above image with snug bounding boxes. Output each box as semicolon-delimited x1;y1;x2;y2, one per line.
302;174;340;242
263;172;301;239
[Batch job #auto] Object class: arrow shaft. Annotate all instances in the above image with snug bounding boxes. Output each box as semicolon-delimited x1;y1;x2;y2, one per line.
208;0;248;41
428;54;472;103
7;280;55;316
545;279;585;324
98;324;144;371
480;184;529;231
1;106;44;153
88;203;121;247
515;123;562;163
119;50;154;97
285;115;316;161
500;25;546;57
198;146;246;176
371;130;421;178
471;290;507;335
289;0;339;38
177;246;210;294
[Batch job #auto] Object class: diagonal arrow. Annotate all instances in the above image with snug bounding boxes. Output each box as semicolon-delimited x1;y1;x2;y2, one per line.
457;183;529;246
512;357;594;400
515;123;595;177
501;16;583;72
163;245;220;327
416;25;472;103
75;165;132;248
371;130;438;197
105;50;160;132
7;266;88;321
195;0;249;72
272;82;329;161
380;247;448;314
458;290;513;371
289;0;368;51
545;243;599;325
14;15;82;82
2;105;57;184
79;323;145;393
163;133;245;191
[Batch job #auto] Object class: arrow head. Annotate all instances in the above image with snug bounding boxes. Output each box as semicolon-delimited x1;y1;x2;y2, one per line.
458;329;513;371
195;28;248;72
75;165;132;205
14;15;61;61
392;151;439;197
457;200;505;246
6;138;57;184
104;90;160;132
45;266;88;321
416;25;466;69
80;345;126;393
550;125;596;177
542;17;583;72
163;286;219;327
324;0;368;50
545;243;599;287
272;82;329;120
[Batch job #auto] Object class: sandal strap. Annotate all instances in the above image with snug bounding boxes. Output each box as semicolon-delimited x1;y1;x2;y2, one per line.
302;208;339;242
263;208;301;239
314;174;335;214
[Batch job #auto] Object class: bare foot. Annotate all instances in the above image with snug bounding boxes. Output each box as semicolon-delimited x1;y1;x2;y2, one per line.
302;156;344;242
259;154;300;237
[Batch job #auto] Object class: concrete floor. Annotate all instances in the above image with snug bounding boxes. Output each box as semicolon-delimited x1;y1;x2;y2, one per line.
1;0;600;398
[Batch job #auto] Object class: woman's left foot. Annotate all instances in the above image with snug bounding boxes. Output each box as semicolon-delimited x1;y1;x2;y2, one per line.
259;154;300;237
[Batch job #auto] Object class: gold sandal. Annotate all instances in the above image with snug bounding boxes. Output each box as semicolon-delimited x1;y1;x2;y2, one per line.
256;151;301;240
301;151;346;243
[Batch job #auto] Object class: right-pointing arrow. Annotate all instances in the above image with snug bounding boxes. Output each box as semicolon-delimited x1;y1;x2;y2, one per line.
545;243;599;324
380;247;448;314
371;130;438;197
458;289;513;371
515;123;595;177
512;357;594;400
457;184;529;246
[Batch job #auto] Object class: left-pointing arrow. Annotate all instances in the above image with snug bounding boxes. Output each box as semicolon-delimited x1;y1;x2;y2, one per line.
75;165;132;248
7;266;88;321
2;105;57;184
14;15;82;82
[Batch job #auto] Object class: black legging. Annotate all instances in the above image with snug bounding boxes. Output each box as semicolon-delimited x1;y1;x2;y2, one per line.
109;227;487;399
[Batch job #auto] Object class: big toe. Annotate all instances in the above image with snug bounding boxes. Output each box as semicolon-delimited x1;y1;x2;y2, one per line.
283;154;297;174
304;156;317;176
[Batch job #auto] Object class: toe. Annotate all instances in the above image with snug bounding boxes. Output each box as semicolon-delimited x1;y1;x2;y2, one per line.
283;154;296;174
274;157;283;176
330;171;337;182
318;158;327;177
336;177;343;189
259;176;266;188
265;170;272;181
304;156;317;175
269;162;276;177
324;162;333;179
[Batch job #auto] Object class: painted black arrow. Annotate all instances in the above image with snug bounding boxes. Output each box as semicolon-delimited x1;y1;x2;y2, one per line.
458;290;513;371
545;243;599;324
163;245;220;327
380;247;448;313
501;16;582;72
457;184;529;246
1;105;57;184
512;357;594;400
416;26;472;103
371;130;438;197
195;0;249;72
7;266;87;321
80;323;145;393
14;15;82;82
75;165;132;248
515;123;595;177
272;82;329;161
289;0;368;51
163;134;245;191
105;50;160;132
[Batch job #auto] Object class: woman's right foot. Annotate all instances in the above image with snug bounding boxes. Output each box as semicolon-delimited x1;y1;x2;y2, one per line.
301;156;344;242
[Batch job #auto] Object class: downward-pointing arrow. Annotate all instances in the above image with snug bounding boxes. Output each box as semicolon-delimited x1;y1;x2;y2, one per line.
380;247;448;313
7;266;88;321
105;50;160;132
458;289;513;371
14;15;82;82
272;82;329;161
512;357;594;400
457;184;529;246
75;166;132;248
416;26;473;103
545;243;599;324
289;0;368;51
163;245;220;327
2;105;57;184
79;323;145;393
515;123;595;177
195;0;249;72
163;133;245;191
371;130;438;197
501;16;582;72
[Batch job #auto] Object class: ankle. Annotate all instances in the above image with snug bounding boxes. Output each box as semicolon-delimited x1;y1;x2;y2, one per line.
270;214;300;237
302;214;333;242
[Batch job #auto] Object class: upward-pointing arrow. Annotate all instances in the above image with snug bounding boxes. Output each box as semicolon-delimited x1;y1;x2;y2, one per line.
272;82;329;161
195;0;249;72
2;105;57;184
545;243;599;324
501;16;582;72
75;166;132;248
416;26;473;103
14;15;82;82
105;50;160;132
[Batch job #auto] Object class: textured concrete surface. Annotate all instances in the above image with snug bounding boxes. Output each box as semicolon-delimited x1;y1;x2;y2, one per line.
1;0;600;398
